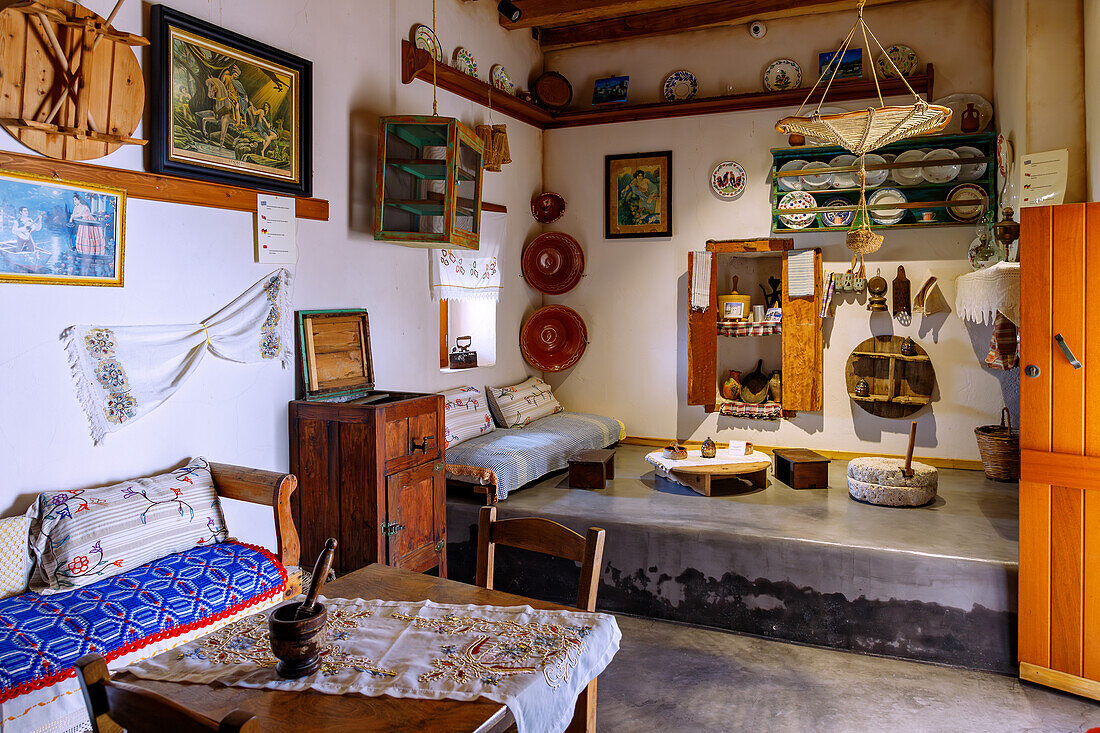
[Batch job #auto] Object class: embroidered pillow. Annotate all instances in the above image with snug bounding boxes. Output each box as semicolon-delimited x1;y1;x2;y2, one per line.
487;377;564;428
26;457;228;595
0;516;32;599
441;386;495;449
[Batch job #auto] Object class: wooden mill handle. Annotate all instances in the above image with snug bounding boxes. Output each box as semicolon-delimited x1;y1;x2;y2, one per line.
904;421;917;472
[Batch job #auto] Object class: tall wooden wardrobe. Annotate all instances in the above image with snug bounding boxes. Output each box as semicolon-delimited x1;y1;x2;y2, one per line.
1019;203;1100;700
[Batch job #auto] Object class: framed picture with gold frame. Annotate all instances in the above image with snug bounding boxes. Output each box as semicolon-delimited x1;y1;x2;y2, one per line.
0;168;125;287
605;150;672;239
150;5;313;197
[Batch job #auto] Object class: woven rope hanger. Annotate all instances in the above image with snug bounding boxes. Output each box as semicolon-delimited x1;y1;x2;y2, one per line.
775;0;951;155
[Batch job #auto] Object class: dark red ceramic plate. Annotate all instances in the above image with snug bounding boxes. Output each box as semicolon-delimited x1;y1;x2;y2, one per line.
531;192;567;223
520;305;588;372
522;232;584;295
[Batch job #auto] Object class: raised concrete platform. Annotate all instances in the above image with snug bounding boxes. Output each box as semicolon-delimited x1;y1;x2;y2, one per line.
446;445;1018;673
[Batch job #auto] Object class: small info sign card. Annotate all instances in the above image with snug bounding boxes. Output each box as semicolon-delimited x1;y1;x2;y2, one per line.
255;194;297;264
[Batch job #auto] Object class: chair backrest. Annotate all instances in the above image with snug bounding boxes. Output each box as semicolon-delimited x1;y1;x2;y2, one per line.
76;653;261;733
475;505;606;611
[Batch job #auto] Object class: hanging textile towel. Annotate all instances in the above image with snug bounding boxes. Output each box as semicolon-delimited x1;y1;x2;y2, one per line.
62;269;294;444
429;211;506;302
690;251;712;311
985;310;1019;370
786;249;815;298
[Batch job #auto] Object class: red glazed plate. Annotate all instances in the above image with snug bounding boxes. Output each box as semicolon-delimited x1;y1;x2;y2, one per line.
522;232;585;295
531;192;567;223
520;305;588;372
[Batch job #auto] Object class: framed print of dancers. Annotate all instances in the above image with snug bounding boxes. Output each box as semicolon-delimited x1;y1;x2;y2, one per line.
0;169;125;287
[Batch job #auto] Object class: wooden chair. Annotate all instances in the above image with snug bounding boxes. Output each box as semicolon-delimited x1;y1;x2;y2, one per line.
475;506;606;733
76;653;260;733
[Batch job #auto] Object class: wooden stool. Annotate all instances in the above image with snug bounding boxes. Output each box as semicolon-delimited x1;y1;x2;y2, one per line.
567;449;615;489
773;448;830;489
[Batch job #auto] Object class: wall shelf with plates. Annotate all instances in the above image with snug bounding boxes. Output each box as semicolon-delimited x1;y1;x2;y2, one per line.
769;132;996;234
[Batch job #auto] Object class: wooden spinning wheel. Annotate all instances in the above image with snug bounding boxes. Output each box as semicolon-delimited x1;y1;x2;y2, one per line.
0;0;146;161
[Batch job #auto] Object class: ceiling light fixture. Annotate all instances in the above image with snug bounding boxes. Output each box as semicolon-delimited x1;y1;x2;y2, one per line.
497;1;522;23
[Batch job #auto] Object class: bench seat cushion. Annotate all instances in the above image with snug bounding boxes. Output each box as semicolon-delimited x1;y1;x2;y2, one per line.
0;540;285;703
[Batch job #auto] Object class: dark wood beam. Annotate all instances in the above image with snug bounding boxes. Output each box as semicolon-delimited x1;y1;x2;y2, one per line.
500;0;699;30
536;0;916;50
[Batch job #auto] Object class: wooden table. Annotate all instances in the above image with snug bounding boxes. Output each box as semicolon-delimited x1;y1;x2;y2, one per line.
117;564;598;732
646;449;771;496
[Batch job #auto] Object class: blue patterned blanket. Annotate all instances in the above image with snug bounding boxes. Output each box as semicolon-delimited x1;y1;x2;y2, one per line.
446;412;624;500
0;541;285;702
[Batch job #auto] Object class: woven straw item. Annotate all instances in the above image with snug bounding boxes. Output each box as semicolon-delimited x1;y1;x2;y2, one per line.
974;407;1019;482
777;103;951;156
847;227;883;254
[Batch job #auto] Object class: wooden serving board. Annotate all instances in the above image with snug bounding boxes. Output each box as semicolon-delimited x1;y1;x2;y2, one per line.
0;0;145;160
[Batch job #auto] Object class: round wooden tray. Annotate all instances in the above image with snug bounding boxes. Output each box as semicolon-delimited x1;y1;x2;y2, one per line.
647;450;771;496
532;72;573;112
845;335;935;419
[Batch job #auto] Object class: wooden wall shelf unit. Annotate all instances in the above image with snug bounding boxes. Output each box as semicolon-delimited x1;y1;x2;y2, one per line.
687;238;823;419
0;148;330;220
845;335;935;419
401;41;935;132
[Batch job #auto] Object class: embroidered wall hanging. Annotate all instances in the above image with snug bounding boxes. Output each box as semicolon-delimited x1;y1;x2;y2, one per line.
61;269;293;444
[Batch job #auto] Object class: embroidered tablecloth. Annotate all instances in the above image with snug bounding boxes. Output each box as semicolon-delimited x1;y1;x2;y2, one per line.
124;597;621;733
646;449;771;475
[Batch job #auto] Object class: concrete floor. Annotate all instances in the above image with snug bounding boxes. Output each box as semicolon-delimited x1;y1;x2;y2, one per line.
598;615;1100;732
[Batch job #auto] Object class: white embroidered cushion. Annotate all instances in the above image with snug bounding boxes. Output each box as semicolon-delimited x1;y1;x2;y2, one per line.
441;386;495;449
26;457;229;595
487;377;564;428
0;516;32;599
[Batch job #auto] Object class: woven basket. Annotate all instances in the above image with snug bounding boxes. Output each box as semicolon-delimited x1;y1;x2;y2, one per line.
847;227;883;254
975;407;1019;482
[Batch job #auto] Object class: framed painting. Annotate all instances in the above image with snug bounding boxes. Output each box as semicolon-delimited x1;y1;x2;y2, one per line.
150;5;313;197
0;169;125;287
605;151;673;239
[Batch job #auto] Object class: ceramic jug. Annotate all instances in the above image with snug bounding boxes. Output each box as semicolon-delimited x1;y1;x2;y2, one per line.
720;369;742;401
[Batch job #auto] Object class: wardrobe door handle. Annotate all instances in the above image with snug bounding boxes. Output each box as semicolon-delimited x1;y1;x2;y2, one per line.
1055;334;1083;369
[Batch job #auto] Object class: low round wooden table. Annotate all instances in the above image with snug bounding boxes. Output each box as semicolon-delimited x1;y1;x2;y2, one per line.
645;449;771;496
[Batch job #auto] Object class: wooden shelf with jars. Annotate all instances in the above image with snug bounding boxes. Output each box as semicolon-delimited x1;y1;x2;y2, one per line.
770;132;996;235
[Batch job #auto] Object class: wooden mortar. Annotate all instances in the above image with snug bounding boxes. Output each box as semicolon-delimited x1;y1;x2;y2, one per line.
268;601;328;678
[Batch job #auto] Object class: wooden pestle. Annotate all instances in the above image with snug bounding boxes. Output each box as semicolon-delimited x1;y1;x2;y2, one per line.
901;421;917;478
295;538;337;620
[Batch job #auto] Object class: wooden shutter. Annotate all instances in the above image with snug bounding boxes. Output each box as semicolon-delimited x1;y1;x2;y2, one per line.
686;251;717;406
780;248;823;412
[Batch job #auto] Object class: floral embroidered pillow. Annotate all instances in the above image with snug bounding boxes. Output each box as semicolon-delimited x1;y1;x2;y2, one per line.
487;377;564;428
0;516;33;599
26;457;229;595
441;386;495;449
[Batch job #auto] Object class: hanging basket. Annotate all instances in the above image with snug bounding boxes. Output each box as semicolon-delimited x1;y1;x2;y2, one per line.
845;161;883;254
974;408;1019;482
847;227;883;254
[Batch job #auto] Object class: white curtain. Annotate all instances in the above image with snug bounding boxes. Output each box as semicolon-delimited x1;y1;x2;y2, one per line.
429;211;506;302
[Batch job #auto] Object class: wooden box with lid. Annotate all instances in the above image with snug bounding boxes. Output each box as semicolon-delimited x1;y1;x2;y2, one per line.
288;310;446;577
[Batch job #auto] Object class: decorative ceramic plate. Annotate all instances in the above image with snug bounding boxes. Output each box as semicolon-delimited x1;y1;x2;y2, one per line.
800;161;832;190
764;59;802;92
452;47;477;77
947;183;987;222
412;24;443;62
868;188;907;225
778;191;817;228
821;197;855;228
830;154;859;188
877;45;918;78
491;64;517;95
711;161;747;200
954;145;988;182
663;70;698;102
862;153;889;187
522;233;585;295
777;159;808;191
933;93;993;134
531;192;566;223
520;305;588;372
890;149;926;186
921;148;961;183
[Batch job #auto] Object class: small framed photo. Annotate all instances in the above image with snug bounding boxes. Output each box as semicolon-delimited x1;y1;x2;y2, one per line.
0;168;125;287
764;307;783;323
722;300;746;321
819;48;863;81
593;75;630;105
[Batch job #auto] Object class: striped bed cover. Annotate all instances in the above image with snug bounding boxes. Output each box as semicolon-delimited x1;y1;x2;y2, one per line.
445;412;625;500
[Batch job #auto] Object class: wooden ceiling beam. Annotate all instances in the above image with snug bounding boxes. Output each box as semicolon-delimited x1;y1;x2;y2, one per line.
499;1;700;30
536;0;917;51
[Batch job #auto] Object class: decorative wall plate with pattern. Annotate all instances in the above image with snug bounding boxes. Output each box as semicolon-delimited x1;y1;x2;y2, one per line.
800;161;833;190
663;70;699;101
531;192;566;223
778;191;816;228
520;305;588;372
954;145;988;182
710;161;747;200
862;153;890;187
876;44;918;78
947;183;986;222
763;59;802;92
522;232;585;295
412;24;443;62
868;188;907;225
491;64;517;95
777;159;808;191
830;154;859;188
934;93;993;134
821;197;855;227
452;47;477;77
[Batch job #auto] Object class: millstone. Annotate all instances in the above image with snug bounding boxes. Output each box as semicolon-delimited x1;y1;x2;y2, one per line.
846;457;938;507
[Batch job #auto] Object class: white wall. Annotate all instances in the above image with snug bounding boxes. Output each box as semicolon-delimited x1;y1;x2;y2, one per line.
542;0;1012;460
0;0;543;548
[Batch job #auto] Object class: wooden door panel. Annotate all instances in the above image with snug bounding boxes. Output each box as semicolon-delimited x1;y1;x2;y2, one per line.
294;418;340;573
1020;206;1052;452
1050;486;1084;675
1087;206;1100;454
338;422;379;574
384;416;408;463
385;462;444;572
686;251;717;406
1085;490;1100;680
384;398;442;472
1051;205;1086;457
1019;480;1051;668
781;248;823;412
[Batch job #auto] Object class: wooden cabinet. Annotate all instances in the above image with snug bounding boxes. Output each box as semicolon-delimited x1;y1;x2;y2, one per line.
290;397;447;577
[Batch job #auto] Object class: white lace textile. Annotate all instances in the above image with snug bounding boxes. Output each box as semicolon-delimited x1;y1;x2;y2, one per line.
61;269;293;444
954;262;1021;326
429;211;506;302
124;597;621;733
